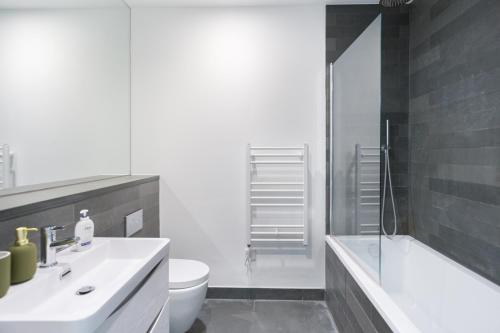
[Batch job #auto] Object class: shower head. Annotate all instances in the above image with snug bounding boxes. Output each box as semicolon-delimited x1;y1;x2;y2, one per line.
379;0;414;7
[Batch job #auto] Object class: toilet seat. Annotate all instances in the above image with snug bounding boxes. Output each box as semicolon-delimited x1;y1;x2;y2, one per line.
169;259;209;289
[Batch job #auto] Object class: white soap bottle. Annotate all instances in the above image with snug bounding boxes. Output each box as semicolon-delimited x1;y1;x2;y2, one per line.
74;209;94;251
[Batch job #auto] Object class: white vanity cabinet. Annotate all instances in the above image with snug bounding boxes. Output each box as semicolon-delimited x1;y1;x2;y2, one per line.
95;258;170;333
149;298;170;333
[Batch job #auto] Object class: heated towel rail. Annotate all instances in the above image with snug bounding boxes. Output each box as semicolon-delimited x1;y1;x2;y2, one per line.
355;144;380;235
247;144;309;246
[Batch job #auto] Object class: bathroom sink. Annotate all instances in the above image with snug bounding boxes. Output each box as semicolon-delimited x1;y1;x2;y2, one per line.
0;237;170;333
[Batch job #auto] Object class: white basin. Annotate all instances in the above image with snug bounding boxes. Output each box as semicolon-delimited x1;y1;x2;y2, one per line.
0;237;170;333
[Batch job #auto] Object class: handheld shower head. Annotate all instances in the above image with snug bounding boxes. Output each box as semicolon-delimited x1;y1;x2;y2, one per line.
379;0;414;7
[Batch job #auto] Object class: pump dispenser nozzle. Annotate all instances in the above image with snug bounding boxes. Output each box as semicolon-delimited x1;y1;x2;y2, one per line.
15;227;38;246
80;209;89;219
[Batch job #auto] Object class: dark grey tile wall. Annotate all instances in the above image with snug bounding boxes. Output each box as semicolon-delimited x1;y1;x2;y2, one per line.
381;7;410;235
325;244;392;333
326;5;380;64
409;0;500;285
0;178;159;254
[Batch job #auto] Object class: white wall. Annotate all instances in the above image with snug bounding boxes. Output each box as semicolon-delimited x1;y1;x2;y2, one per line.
132;6;325;288
0;8;130;187
332;15;380;235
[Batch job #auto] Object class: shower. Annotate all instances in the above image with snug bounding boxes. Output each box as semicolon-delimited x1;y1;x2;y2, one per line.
378;0;409;236
379;0;414;7
381;120;398;236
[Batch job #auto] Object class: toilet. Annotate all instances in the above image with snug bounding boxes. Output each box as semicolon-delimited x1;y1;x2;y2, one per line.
169;259;209;333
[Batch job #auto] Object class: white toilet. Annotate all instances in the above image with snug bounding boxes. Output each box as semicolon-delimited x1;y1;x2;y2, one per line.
169;259;209;333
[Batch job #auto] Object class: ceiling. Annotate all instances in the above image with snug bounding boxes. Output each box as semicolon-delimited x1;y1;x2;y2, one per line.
0;0;128;9
124;0;378;6
0;0;378;9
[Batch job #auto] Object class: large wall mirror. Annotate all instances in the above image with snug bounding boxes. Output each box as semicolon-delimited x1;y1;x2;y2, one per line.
0;0;131;195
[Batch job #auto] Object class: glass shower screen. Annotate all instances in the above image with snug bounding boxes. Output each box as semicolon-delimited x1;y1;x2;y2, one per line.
329;15;382;281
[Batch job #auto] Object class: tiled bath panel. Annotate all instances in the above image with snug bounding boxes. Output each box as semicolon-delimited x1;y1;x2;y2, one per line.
188;299;337;333
0;177;159;252
409;0;500;285
325;244;392;333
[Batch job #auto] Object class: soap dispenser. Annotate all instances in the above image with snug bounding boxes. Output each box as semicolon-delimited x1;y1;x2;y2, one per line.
74;209;94;252
9;227;38;284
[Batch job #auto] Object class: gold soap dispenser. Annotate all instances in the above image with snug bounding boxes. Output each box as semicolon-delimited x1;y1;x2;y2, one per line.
9;227;38;284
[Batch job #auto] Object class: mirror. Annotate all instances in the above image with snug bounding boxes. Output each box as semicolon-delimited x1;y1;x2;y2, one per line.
0;0;131;194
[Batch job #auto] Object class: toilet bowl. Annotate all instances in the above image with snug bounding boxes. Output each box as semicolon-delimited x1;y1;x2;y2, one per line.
169;259;209;333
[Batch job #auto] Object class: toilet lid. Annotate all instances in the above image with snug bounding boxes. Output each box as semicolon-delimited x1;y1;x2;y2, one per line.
169;259;209;289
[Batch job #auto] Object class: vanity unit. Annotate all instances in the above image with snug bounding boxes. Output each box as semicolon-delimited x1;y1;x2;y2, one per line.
0;238;170;333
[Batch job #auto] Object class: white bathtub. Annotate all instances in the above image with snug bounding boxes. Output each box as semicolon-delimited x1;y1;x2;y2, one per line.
326;235;500;333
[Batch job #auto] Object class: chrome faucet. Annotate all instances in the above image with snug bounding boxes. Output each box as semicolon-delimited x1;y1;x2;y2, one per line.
39;225;79;268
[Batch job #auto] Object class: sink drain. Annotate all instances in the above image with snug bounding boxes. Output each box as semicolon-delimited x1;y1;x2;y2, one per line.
76;286;95;296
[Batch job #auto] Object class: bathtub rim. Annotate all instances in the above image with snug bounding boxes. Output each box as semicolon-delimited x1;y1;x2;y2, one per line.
325;235;420;333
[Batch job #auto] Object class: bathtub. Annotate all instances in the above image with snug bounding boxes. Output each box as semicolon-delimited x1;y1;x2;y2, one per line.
326;235;500;333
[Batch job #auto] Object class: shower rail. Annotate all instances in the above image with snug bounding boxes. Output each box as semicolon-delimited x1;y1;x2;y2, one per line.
247;144;309;246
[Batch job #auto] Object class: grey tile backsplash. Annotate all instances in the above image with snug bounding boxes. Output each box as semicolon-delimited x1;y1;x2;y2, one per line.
0;177;159;255
409;0;500;285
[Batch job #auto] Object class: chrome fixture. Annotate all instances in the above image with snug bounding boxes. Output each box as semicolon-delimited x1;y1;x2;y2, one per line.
59;263;72;280
76;285;95;296
329;62;334;232
379;0;414;7
381;120;398;236
40;225;78;267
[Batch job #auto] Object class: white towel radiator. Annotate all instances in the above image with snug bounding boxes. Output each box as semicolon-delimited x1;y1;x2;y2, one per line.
247;144;309;246
354;144;380;235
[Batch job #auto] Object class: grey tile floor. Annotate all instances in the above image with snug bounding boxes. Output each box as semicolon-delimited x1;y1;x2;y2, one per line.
186;299;337;333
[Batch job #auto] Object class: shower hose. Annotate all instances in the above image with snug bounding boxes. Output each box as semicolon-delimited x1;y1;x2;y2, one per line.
381;144;398;237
